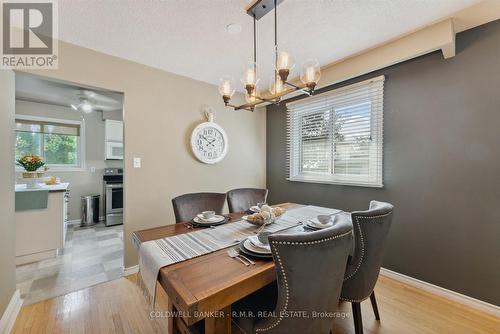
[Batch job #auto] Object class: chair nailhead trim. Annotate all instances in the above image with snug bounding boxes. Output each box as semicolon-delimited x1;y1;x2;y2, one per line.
343;211;392;282
255;230;352;333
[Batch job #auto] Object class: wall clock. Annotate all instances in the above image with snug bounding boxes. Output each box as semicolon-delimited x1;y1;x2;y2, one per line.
191;109;228;164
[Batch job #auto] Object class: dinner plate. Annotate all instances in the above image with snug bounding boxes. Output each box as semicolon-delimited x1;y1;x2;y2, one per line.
192;216;227;227
303;221;334;230
247;235;271;252
195;214;225;223
243;239;272;254
239;240;273;259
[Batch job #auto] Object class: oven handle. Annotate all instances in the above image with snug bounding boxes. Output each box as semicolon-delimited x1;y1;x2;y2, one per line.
105;184;123;189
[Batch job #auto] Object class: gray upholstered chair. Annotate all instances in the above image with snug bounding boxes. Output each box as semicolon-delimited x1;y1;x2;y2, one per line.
227;188;268;213
340;200;394;334
171;192;226;223
232;216;353;334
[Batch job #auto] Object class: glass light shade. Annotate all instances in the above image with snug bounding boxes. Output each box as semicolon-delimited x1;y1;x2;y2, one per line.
276;51;295;71
300;59;321;85
245;87;260;103
218;76;236;98
241;62;259;86
269;75;285;95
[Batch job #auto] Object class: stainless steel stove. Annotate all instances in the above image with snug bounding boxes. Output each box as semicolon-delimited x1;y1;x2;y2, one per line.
103;168;123;226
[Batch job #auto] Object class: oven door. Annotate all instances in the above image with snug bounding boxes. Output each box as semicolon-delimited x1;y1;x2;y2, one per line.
105;183;123;214
106;142;124;160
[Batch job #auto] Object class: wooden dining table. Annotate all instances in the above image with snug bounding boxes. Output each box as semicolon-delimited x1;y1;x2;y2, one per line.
132;203;303;334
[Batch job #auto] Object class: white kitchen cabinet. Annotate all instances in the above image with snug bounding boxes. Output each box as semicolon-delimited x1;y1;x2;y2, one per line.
105;120;123;142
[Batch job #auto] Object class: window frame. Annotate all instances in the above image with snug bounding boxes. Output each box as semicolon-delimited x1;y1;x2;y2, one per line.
15;114;86;172
287;76;384;188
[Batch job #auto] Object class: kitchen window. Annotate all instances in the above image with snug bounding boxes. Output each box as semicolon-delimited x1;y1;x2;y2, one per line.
287;76;384;187
15;116;84;170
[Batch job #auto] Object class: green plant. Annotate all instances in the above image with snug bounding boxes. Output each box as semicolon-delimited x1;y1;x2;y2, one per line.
16;154;45;172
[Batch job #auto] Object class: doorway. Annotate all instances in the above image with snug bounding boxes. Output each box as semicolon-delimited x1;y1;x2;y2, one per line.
14;72;126;305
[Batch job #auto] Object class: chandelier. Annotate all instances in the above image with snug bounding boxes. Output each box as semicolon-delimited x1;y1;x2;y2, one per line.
218;0;321;111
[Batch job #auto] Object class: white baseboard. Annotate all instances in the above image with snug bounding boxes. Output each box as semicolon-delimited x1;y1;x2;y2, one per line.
0;290;23;334
123;265;139;276
380;268;500;317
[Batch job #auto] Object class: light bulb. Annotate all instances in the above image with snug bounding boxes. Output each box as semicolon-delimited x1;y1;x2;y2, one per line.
276;51;294;71
269;75;285;95
245;87;260;103
241;62;259;97
275;51;295;83
218;76;235;98
300;59;321;88
244;68;256;85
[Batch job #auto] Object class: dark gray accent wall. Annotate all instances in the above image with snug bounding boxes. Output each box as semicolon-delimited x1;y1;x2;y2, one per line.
266;20;500;305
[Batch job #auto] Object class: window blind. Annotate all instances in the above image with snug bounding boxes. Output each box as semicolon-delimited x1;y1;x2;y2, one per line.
15;119;80;136
286;75;384;187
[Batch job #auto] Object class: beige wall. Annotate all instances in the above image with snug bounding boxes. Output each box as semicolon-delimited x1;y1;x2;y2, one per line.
0;71;16;315
23;40;266;267
15;100;123;220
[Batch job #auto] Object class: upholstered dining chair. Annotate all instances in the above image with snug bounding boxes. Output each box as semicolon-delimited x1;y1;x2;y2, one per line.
171;192;226;223
340;200;394;334
232;216;353;334
227;188;269;213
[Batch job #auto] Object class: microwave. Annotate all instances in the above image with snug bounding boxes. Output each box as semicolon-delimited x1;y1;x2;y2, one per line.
106;142;123;160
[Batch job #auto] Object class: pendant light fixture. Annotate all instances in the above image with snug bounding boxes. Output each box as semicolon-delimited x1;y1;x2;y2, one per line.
219;0;321;111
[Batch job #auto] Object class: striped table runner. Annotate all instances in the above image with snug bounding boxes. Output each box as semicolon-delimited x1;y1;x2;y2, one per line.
138;206;341;306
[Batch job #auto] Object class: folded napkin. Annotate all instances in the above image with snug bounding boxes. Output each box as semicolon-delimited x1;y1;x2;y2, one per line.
247;235;271;251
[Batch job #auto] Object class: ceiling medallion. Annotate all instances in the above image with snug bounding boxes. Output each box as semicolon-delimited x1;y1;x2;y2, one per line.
218;0;321;111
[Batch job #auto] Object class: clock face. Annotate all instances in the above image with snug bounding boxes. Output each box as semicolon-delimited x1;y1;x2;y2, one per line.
191;122;228;164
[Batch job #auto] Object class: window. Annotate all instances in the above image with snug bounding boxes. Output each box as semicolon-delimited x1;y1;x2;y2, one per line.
287;76;384;187
15;116;84;169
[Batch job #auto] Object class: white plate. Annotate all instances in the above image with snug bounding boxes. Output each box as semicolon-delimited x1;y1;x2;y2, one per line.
307;220;334;229
193;215;225;224
249;206;261;213
243;239;272;255
248;235;271;251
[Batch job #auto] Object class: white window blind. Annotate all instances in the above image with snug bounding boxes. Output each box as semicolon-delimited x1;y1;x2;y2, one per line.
286;76;384;187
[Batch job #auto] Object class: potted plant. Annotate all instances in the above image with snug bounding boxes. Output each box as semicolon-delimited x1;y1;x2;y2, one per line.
16;154;46;178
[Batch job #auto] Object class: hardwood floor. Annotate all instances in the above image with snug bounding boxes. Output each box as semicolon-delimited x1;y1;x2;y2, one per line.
12;275;499;334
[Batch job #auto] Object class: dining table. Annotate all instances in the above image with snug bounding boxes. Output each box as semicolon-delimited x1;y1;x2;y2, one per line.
132;202;307;334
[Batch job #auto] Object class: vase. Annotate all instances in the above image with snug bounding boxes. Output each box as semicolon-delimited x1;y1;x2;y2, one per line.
22;171;38;178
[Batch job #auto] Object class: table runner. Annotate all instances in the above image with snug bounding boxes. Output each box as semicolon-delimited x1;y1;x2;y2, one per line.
138;206;341;307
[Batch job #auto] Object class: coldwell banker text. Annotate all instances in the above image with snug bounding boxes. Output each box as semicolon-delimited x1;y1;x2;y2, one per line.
1;0;58;69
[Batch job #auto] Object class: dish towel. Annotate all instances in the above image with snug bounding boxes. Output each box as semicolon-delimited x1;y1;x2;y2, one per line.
15;190;49;211
137;206;340;308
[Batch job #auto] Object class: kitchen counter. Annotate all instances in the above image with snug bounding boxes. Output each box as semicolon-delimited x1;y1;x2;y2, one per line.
15;182;69;265
15;182;70;193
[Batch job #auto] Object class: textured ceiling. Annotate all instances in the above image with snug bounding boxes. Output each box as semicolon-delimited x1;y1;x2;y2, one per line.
58;0;481;92
16;73;123;112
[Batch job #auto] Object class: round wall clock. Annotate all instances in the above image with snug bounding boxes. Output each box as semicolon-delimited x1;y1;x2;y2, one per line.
191;110;228;164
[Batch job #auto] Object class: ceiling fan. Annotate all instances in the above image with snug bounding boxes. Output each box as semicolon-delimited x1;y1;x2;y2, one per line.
71;90;96;114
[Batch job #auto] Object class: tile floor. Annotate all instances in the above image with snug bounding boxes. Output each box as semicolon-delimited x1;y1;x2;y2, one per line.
16;222;124;305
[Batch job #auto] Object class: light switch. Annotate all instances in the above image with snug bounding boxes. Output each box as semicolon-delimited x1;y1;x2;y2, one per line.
133;157;141;168
90;166;96;173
